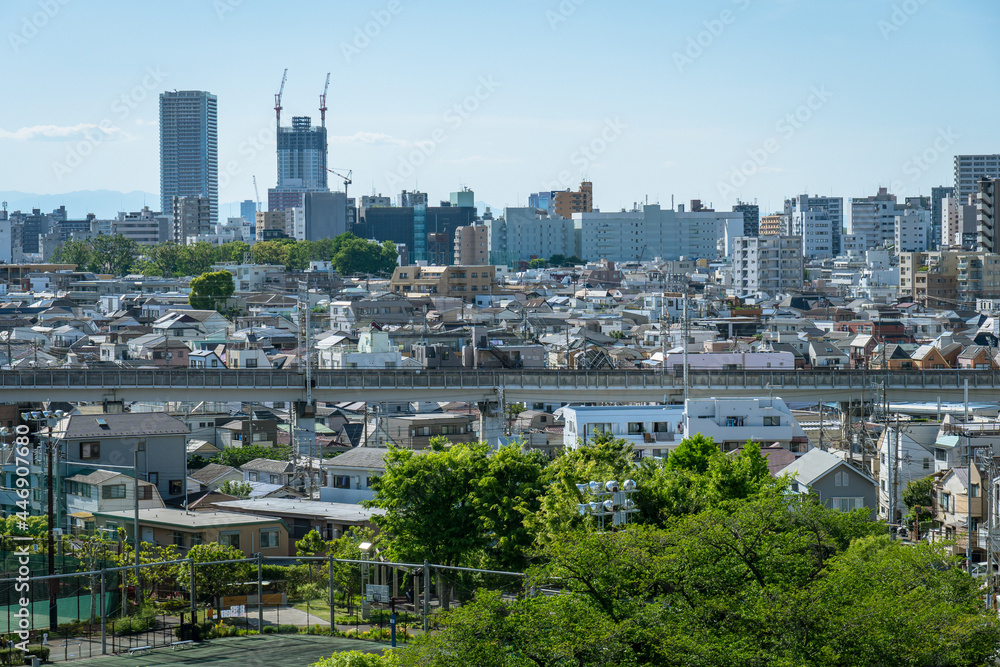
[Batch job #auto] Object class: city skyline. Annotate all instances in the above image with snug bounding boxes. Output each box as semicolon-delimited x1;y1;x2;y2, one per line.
1;0;998;218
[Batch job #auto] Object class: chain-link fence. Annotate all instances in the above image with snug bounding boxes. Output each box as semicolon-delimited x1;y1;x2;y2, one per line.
0;553;530;661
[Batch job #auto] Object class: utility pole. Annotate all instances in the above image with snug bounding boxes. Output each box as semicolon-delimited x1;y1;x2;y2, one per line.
682;291;690;404
818;402;825;452
887;414;895;535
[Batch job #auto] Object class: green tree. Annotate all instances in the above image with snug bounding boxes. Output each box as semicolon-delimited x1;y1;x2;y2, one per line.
188;269;234;311
176;543;251;609
252;240;291;267
216;444;291;469
51;239;93;268
89;234;139;275
664;432;718;474
116;541;180;608
902;475;935;511
147;241;183;277
527;258;546;269
177;241;216;276
218;480;253;498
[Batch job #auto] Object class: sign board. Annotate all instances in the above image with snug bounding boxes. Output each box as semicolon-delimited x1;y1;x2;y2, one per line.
365;584;389;602
220;604;246;619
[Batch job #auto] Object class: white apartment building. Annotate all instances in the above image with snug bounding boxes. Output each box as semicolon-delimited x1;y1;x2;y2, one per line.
955;154;1000;204
731;235;804;295
977;178;1000;254
317;330;406;370
113;207;171;246
895;209;932;253
562;404;685;459
574;205;743;263
286;206;306;241
683;397;809;452
784;194;844;255
791;210;834;259
942;194;978;247
850;187;900;250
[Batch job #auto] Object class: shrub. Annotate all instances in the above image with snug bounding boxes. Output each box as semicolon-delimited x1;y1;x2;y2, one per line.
309;650;399;667
113;607;157;635
0;645;50;665
278;624;299;634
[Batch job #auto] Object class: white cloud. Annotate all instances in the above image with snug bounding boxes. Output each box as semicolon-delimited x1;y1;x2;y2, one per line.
327;131;409;147
0;123;125;141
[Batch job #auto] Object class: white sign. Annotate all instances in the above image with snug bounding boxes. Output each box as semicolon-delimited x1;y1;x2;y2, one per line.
220;604;245;618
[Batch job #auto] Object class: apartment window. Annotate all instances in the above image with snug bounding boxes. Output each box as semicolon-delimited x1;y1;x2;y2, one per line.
248;471;258;482
834;471;849;487
725;416;745;427
137;486;153;501
652;422;671;433
333;475;351;489
219;531;241;549
260;529;280;549
366;475;379;487
935;448;948;462
169;480;183;495
763;416;780;427
587;423;612;436
147;472;158;485
80;441;100;460
172;532;185;547
923;457;930;470
245;358;258;369
102;484;126;500
627;422;645;435
971;484;980;498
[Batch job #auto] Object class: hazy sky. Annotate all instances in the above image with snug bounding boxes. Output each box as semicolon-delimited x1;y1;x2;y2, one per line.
2;0;998;217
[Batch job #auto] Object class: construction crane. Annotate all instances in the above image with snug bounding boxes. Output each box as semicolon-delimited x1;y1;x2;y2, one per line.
252;175;262;214
319;72;330;127
325;168;353;198
274;68;288;129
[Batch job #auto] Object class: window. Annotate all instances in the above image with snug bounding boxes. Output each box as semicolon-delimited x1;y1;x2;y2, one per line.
832;497;864;512
652;422;671;433
586;423;612;436
366;475;379;487
725;416;745;427
834;471;849;487
138;486;153;501
333;475;351;489
169;480;182;495
971;484;980;498
627;422;645;435
935;448;948;462
923;457;930;470
260;529;280;549
102;484;126;499
80;441;100;459
248;471;258;482
245;358;258;369
219;531;241;549
172;532;185;547
763;416;780;427
147;472;158;485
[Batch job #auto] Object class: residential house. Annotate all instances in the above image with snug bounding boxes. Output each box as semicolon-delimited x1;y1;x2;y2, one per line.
65;470;164;534
562;404;684;459
241;458;295;487
211;498;383;550
683;397;809;452
779;448;877;520
189;463;243;492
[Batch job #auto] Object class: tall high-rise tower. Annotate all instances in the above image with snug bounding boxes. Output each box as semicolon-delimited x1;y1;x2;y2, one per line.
160;91;218;225
269;116;328;212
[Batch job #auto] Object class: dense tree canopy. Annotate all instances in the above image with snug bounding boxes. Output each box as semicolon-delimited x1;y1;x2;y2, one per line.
50;231;399;277
188;269;234;311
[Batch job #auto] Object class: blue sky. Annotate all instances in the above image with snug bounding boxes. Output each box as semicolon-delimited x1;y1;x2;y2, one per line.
1;0;998;218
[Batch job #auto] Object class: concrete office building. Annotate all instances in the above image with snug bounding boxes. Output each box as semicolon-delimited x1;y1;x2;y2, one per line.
160;91;218;225
172;196;212;244
895;209;933;253
450;187;475;209
487;208;576;266
575;204;743;263
0;208;10;264
732;201;760;237
943;194;978;248
955;155;1000;205
240;200;257;222
790;210;834;259
304;191;348;241
850;187;901;250
931;186;954;249
115;207;171;245
256;210;288;241
900;250;1000;308
978;178;1000;254
785;194;844;255
731;235;804;295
